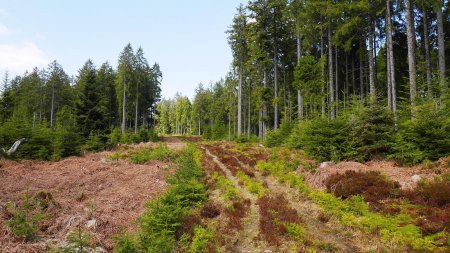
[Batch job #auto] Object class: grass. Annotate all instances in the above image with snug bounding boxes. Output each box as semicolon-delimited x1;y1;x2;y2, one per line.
236;171;267;197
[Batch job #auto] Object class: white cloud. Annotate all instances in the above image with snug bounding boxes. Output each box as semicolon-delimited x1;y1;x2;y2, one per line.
0;42;49;75
0;23;11;36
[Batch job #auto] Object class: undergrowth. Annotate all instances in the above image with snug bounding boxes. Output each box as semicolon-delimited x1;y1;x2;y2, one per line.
129;143;173;164
256;148;450;252
114;145;208;253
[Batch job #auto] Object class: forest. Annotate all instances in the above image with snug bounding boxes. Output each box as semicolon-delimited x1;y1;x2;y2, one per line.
1;0;450;252
157;0;449;165
0;44;161;160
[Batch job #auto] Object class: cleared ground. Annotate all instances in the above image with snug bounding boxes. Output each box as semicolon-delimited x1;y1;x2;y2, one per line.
0;138;184;253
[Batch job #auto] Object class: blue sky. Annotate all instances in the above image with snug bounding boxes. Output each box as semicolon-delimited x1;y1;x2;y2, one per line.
0;1;245;98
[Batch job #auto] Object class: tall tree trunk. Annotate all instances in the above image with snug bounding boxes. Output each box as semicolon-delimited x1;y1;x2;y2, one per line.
386;0;392;109
436;4;446;100
335;47;339;116
359;38;365;98
368;19;376;102
321;31;326;117
345;54;349;109
328;28;335;119
121;79;126;133
238;66;243;136
352;55;356;96
248;86;251;137
297;32;304;120
50;84;55;128
406;0;417;114
387;0;397;114
274;46;279;129
263;70;268;139
422;9;433;97
134;84;139;134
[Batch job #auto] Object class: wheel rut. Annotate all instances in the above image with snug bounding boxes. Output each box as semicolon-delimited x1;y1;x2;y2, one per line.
203;148;267;253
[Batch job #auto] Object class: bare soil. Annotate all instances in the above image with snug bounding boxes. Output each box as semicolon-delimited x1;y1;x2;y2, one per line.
0;141;179;253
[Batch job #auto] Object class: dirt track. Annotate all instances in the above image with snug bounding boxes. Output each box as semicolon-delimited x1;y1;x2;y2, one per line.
0;140;182;253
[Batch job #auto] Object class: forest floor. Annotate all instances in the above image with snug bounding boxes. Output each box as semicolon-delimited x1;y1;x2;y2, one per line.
193;140;449;252
1;137;448;252
0;137;184;253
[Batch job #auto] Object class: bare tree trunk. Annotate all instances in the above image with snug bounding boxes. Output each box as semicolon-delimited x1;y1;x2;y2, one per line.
238;66;243;136
352;55;356;96
335;47;339;116
328;28;335;119
387;0;397;115
406;0;417;114
263;70;267;139
359;38;365;98
297;32;304;120
368;19;376;102
248;86;251;137
422;9;433;97
274;46;279;129
121;78;126;133
436;4;446;100
134;84;139;134
50;84;55;128
345;54;349;109
321;31;326;117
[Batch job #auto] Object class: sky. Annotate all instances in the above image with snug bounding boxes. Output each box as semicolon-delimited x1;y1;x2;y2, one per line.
0;0;245;99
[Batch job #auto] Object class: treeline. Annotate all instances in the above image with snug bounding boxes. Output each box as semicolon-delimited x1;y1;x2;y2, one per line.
0;43;161;160
157;0;449;164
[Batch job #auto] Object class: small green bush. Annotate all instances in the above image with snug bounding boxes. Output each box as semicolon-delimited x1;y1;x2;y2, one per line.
6;194;44;242
189;226;214;253
130;143;173;164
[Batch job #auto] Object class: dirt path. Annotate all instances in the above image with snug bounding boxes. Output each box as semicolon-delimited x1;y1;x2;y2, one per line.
204;148;267;252
230;156;361;252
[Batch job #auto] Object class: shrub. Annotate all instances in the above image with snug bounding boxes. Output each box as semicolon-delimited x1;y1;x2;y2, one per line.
200;202;221;218
6;194;44;242
300;117;353;162
82;132;106;152
389;105;450;164
264;118;293;147
404;174;450;207
257;194;302;245
116;145;207;253
325;170;400;203
189;226;214;253
130;143;173;164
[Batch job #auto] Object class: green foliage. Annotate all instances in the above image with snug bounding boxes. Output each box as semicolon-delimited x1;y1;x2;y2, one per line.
236;171;267;197
82;133;107;152
389;105;450;164
215;174;239;200
130;144;172;164
58;226;92;253
115;145;207;253
264;118;294;147
6;194;44;242
189;226;214;253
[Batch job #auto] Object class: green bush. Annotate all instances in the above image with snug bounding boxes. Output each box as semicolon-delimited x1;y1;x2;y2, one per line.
82;133;106;152
130;143;173;164
264;118;294;147
115;145;207;253
189;226;214;253
6;194;44;242
389;105;450;164
300;117;353;162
